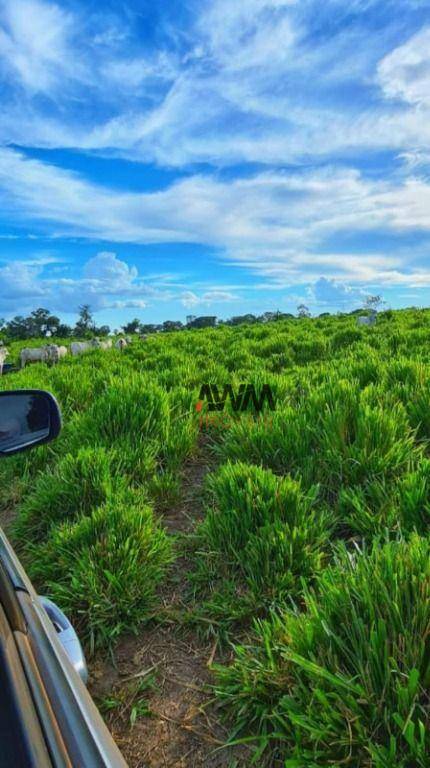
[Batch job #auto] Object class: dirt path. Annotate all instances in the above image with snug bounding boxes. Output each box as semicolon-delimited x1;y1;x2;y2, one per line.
90;447;250;768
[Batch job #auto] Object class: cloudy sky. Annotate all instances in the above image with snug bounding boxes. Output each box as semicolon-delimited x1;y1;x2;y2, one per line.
1;0;430;325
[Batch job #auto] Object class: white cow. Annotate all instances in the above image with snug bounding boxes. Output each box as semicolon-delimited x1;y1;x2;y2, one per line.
57;345;68;359
90;338;112;350
357;315;376;326
115;338;128;350
0;347;9;375
48;345;68;363
70;341;92;357
20;346;50;368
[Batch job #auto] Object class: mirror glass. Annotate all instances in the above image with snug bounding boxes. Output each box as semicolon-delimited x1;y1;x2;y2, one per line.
0;393;50;453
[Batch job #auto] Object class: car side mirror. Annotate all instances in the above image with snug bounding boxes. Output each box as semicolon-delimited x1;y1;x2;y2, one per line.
0;390;61;456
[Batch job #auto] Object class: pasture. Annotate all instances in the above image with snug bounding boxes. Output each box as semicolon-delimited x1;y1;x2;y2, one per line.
2;308;430;766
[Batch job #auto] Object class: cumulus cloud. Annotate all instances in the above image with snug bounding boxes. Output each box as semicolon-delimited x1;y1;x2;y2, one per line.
83;251;138;287
0;251;149;315
0;251;239;317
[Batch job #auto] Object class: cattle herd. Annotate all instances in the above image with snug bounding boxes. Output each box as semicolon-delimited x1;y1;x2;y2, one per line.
0;336;133;374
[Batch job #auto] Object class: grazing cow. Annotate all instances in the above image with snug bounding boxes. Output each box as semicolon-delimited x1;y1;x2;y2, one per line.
20;346;51;368
115;338;128;350
70;341;92;357
0;347;9;375
357;315;376;326
57;345;68;359
139;334;148;341
48;345;68;363
87;338;112;351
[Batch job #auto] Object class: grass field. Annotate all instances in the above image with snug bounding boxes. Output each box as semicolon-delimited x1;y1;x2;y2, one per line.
2;308;430;766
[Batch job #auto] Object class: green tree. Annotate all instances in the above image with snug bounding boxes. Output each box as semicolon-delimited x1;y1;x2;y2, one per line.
29;308;61;337
297;304;311;318
6;315;31;339
74;304;95;337
162;320;183;332
365;295;384;313
94;324;110;337
122;318;141;334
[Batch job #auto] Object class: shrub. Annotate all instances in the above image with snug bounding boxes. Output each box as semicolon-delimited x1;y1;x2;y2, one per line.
13;446;126;542
198;463;333;603
28;496;173;652
330;327;363;351
215;535;430;766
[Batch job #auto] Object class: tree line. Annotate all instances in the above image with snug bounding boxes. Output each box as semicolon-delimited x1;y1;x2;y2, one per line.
0;296;385;342
0;305;110;341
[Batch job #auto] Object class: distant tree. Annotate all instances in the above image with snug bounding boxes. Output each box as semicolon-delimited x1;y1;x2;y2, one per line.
260;311;276;323
188;316;217;329
122;318;141;334
365;295;384;313
297;304;311;318
6;315;30;339
162;320;183;332
140;324;158;334
95;324;110;337
29;308;55;336
74;304;95;337
276;312;295;320
56;323;72;337
228;314;257;326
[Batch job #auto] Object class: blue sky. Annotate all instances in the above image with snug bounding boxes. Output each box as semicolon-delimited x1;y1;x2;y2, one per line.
1;0;430;326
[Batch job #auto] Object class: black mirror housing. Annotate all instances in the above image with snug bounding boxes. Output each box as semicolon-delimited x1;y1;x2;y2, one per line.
0;390;61;456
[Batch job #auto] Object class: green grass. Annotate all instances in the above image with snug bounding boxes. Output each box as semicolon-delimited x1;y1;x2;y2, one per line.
3;308;430;762
214;534;430;767
27;495;173;652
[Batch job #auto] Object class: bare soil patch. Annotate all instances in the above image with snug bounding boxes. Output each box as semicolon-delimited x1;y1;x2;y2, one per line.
90;445;250;767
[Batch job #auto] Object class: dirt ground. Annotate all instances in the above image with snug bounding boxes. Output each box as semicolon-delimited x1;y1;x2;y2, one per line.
90;449;251;768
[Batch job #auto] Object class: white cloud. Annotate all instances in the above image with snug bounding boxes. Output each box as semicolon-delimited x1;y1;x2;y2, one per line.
180;289;238;308
0;251;151;315
180;291;200;308
2;147;430;291
0;261;46;299
107;299;147;309
0;0;80;94
1;0;430;317
1;0;430;168
310;277;367;306
0;247;242;317
378;26;430;107
195;0;297;72
83;251;138;287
